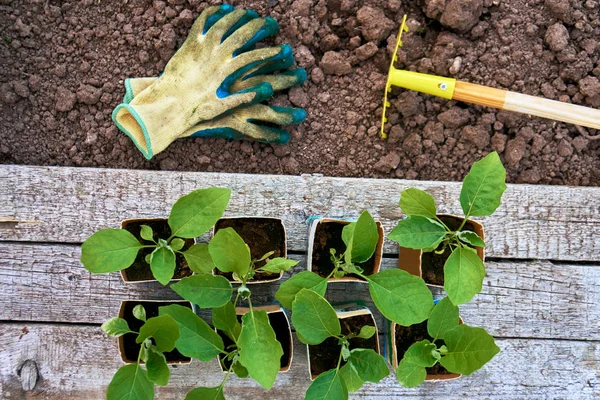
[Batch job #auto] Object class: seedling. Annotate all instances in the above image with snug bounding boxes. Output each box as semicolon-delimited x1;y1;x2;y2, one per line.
396;297;500;387
388;152;507;305
80;187;231;285
168;228;299;398
290;289;389;399
101;305;180;400
277;211;435;327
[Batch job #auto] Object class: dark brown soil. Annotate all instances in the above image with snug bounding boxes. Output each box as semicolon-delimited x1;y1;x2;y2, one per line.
308;313;378;377
120;300;191;363
421;215;478;285
216;310;292;370
214;217;285;282
1;0;599;185
394;320;451;377
121;219;194;282
311;220;379;280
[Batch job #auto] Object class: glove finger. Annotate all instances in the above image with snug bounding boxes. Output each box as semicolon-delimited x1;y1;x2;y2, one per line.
235;104;307;126
221;17;279;57
124;77;155;103
188;5;233;38
232;68;307;92
203;9;249;44
222;10;259;43
212;82;274;116
189;120;291;144
241;56;295;79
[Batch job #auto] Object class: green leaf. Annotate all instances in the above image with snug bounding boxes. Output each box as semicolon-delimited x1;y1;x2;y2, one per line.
136;315;180;353
341;344;351;361
257;250;275;262
238;310;284;390
232;361;249;378
133;305;147;322
305;369;347;400
440;325;500;375
170;238;185;251
348;349;389;383
185;386;225;400
444;247;485;305
159;304;223;361
212;301;241;341
81;229;144;273
168;187;231;239
106;364;154;400
275;271;328;309
395;339;437;388
387;216;446;249
356;325;376;339
399;188;437;219
260;257;298;273
339;363;363;392
368;269;434;326
150;246;176;285
427;297;459;341
140;225;154;242
348;211;379;263
171;274;233;308
460;152;507;217
291;289;340;345
101;317;134;337
208;228;251;277
182;243;215;274
146;347;170;386
457;230;486;248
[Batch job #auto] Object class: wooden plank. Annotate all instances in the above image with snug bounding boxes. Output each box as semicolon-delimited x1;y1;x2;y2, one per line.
2;243;598;341
1;165;599;261
1;323;598;399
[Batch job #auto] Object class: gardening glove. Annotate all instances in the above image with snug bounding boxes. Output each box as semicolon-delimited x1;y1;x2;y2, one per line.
112;5;296;159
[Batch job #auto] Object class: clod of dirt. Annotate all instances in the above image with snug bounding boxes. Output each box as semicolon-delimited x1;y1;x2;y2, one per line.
544;22;569;52
288;87;309;107
356;6;395;43
12;81;29;98
438;0;484;32
374;151;400;172
460;125;490;149
437;106;470;129
320;51;352;75
76;84;102;105
578;76;600;98
294;45;315;68
55;87;77;112
355;42;379;61
504;137;527;166
544;0;572;23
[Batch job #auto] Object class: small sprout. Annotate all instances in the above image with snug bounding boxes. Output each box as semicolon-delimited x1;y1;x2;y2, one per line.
139;225;154;242
133;305;146;322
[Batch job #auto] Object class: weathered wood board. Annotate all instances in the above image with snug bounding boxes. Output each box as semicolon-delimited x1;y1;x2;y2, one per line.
1;323;598;399
2;243;599;341
2;165;600;261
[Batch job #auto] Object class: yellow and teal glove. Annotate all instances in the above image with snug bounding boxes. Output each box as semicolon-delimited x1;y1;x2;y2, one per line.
112;5;302;159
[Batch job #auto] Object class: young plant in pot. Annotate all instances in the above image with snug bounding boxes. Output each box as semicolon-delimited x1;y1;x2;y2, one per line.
169;227;298;399
80;187;231;285
394;297;500;387
213;216;287;283
289;289;389;399
388;152;507;305
101;301;187;400
277;210;435;329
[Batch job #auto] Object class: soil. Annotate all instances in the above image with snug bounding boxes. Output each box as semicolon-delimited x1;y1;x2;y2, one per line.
216;310;292;370
214;218;285;282
121;219;194;281
421;215;478;285
311;220;379;280
308;313;378;377
120;300;191;363
1;0;599;186
394;320;452;377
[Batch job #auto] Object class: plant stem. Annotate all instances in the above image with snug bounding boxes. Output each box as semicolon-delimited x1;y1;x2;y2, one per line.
457;216;469;232
336;345;344;370
218;362;234;391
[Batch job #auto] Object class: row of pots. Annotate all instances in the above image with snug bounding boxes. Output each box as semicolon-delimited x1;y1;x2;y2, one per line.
116;214;484;381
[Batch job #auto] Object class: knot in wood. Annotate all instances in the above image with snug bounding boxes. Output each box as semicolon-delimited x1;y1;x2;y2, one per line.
17;359;38;391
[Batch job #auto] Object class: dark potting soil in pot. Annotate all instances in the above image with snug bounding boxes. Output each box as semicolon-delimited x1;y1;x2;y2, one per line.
121;301;191;363
217;310;292;370
311;221;379;280
395;321;452;377
309;314;378;377
214;218;285;282
421;216;478;286
121;219;194;281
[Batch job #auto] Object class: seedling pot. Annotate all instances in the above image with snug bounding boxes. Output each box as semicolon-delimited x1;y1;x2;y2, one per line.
213;217;287;284
120;218;195;283
118;300;193;364
398;214;484;287
307;217;385;283
306;303;381;380
215;304;293;372
387;316;464;382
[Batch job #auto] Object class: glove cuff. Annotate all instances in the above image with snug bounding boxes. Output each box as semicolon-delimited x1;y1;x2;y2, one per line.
112;103;156;159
